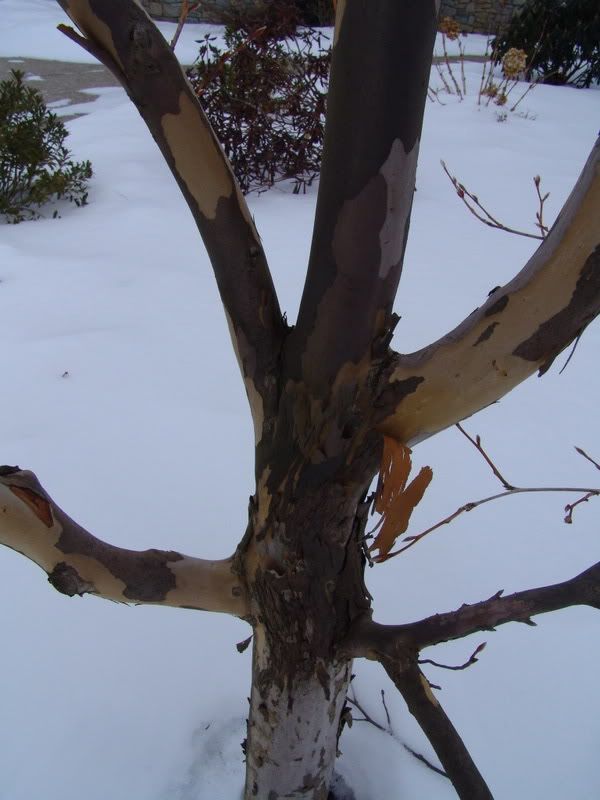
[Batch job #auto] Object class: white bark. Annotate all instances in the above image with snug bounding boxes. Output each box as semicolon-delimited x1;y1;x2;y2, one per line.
245;628;351;799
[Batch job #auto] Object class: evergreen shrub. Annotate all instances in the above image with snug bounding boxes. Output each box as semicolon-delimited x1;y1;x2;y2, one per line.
494;0;600;88
0;70;92;223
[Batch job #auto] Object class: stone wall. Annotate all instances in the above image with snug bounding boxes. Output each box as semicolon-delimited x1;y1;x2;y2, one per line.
141;0;527;33
440;0;526;33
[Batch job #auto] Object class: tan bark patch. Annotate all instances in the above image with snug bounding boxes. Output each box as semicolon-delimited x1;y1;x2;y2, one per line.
166;557;248;615
333;0;347;46
244;377;265;445
420;672;439;706
64;0;124;71
379;138;418;278
224;309;264;442
64;553;128;600
161;92;233;219
255;467;272;530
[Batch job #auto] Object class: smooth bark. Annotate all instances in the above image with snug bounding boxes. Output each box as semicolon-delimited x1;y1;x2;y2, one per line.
376;137;600;445
57;0;286;438
0;466;247;614
1;2;597;798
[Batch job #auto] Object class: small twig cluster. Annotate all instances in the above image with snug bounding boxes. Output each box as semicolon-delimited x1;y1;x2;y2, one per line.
377;423;600;561
346;687;448;778
430;17;536;116
440;160;549;241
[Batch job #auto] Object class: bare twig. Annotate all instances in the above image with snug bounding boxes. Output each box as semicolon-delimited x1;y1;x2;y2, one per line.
533;174;550;236
564;491;597;524
509;80;537;112
434;61;453;95
441;160;546;241
575;446;600;472
419;642;486;671
441;33;463;98
381;689;392;728
347;687;387;733
170;0;202;52
456;422;513;489
559;331;582;374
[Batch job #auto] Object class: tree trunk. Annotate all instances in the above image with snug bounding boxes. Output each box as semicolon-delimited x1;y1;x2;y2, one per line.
245;639;351;799
240;428;380;799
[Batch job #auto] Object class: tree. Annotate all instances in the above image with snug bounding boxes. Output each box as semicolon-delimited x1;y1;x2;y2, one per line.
0;2;599;798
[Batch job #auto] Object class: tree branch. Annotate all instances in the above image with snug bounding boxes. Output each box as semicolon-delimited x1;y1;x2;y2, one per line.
344;561;600;658
285;2;439;392
382;658;494;799
404;560;600;649
376;136;600;445
0;466;248;615
56;0;286;440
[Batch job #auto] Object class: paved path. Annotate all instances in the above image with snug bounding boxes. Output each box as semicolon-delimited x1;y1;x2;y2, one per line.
0;56;119;115
1;52;489;119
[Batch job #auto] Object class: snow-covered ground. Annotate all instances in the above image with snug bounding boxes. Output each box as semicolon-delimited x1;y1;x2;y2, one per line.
0;2;599;799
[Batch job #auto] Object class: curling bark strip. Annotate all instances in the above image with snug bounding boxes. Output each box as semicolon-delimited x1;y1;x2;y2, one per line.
57;0;286;435
0;467;247;614
378;137;600;445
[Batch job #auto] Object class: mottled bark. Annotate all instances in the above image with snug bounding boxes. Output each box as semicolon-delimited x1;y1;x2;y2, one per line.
239;414;379;797
0;1;597;798
57;0;285;435
376;137;600;445
0;467;247;613
287;1;439;393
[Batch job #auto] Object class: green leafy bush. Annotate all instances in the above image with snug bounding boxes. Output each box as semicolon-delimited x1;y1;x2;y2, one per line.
188;16;330;194
494;0;600;88
0;70;92;223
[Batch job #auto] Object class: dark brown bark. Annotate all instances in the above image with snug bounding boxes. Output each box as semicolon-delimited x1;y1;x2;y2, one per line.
354;561;600;655
383;659;494;800
287;1;439;392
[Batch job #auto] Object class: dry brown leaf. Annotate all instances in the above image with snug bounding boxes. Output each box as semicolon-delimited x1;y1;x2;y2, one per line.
371;437;433;559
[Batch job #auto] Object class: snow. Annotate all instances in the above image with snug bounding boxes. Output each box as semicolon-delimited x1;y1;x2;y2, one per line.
1;3;600;799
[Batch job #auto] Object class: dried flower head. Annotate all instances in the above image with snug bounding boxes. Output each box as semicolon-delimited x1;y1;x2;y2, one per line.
482;82;499;98
502;48;527;79
439;16;461;41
